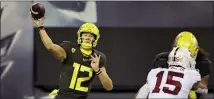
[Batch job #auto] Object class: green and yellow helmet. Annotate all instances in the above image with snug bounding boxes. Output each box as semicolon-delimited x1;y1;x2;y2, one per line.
77;23;100;48
173;31;199;60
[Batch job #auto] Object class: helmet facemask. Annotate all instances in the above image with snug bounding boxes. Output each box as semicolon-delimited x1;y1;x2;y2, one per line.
78;32;97;50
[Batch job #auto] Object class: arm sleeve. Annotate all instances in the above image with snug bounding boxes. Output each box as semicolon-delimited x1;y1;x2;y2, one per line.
135;69;158;98
60;41;73;54
191;70;202;84
60;41;75;63
135;83;150;99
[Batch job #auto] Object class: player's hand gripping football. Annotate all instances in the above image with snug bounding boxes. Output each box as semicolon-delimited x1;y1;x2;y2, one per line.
30;13;44;28
90;53;101;72
30;2;45;28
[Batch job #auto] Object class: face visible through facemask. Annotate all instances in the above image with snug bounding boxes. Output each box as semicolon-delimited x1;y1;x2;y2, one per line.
80;32;95;50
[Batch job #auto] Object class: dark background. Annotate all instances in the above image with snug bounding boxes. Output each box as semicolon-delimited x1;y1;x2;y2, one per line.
95;1;213;27
34;27;214;91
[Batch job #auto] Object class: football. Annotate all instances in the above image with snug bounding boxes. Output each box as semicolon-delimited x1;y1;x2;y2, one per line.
30;3;45;20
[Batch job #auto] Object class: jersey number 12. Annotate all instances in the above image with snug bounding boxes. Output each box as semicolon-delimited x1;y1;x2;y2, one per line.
69;62;93;92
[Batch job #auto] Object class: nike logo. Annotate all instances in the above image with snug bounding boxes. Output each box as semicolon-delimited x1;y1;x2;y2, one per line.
83;58;91;62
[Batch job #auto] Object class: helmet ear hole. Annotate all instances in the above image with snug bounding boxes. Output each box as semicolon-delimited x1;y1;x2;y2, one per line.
93;41;97;47
77;38;82;44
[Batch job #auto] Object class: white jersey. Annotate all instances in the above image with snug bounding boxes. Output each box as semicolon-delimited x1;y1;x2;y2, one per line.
147;67;201;98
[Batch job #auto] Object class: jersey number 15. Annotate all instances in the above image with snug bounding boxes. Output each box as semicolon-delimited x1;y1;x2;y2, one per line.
152;71;184;95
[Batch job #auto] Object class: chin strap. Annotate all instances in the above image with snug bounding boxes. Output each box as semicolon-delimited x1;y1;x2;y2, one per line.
81;42;93;49
80;47;92;56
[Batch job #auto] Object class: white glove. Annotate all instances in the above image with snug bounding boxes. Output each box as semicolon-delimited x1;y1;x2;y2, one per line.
195;88;208;95
30;12;44;27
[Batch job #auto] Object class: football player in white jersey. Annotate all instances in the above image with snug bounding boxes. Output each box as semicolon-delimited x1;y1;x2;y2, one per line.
135;47;208;99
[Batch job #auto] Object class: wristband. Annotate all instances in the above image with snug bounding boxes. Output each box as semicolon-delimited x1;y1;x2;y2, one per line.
95;68;102;75
38;26;45;31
